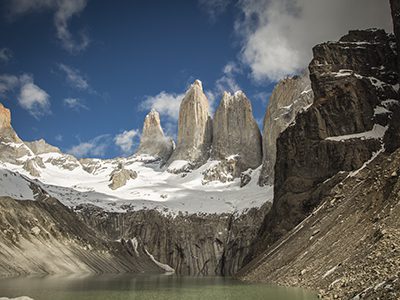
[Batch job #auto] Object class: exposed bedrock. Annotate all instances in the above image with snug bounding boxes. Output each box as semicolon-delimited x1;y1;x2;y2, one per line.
247;28;400;260
258;72;314;186
0;195;163;277
76;202;271;276
135;109;174;161
211;91;262;176
167;80;212;167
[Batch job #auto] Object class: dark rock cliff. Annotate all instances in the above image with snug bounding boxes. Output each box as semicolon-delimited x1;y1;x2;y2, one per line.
247;28;399;259
77;202;271;276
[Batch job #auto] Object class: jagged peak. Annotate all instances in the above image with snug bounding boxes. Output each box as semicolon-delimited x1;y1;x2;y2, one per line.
192;79;203;90
221;90;249;106
146;108;160;119
0;102;11;130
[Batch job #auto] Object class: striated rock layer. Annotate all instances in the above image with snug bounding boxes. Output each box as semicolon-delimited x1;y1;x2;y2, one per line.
167;80;212;166
135;109;174;161
258;72;313;186
77;202;271;276
0;193;163;276
247;28;399;261
212;91;262;176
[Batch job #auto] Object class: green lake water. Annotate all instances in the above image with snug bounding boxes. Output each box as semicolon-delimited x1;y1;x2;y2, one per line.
0;274;318;300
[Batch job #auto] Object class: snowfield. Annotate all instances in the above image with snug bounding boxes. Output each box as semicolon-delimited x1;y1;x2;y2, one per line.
0;151;273;216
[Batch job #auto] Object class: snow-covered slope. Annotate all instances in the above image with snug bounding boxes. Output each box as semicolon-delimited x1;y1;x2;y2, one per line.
0;146;272;215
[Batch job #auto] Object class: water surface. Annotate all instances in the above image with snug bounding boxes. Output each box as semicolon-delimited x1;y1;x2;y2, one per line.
0;274;317;300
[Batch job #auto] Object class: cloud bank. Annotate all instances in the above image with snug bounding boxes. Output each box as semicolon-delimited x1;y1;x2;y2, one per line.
114;129;140;155
0;73;50;119
236;0;392;82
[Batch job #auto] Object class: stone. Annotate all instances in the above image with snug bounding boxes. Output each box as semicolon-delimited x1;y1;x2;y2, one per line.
109;163;138;190
167;80;212;167
258;71;313;186
212;91;262;175
25;139;61;155
136;109;174;161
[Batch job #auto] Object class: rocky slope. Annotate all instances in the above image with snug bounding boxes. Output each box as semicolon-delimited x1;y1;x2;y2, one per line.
258;72;313;186
211;91;262;178
135;109;174;161
167;80;212;167
239;148;400;299
0;172;163;276
240;2;400;298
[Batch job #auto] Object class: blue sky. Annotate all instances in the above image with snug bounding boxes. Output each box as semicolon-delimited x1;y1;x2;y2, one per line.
0;0;392;158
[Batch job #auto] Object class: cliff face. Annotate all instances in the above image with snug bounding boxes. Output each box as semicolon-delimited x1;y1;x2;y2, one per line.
0;180;163;276
77;202;271;276
249;28;399;258
258;72;313;186
167;80;212;166
240;5;400;298
0;103;11;131
211;91;262;175
135;109;174;161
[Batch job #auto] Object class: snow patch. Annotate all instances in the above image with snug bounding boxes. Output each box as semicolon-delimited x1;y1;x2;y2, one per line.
145;249;175;273
325;124;387;142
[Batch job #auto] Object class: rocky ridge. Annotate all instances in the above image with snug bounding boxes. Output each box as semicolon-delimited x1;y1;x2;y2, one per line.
240;2;400;298
258;72;313;186
0;173;163;276
248;27;399;259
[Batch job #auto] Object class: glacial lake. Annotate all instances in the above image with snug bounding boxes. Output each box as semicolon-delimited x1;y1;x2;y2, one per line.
0;274;318;300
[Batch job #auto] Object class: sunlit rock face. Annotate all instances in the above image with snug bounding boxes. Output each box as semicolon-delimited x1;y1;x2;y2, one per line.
211;91;262;177
136;109;174;161
167;80;212;166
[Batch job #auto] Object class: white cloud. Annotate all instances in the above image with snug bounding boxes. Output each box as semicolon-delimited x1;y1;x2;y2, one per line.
206;62;241;112
236;0;393;82
18;74;50;119
114;129;140;155
63;97;89;111
67;134;110;158
8;0;89;53
0;74;19;95
140;91;184;122
58;63;90;90
55;134;63;142
0;73;50;118
198;0;230;22
0;48;13;63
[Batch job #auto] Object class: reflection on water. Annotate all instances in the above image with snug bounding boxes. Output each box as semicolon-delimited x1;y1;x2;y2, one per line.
0;274;317;300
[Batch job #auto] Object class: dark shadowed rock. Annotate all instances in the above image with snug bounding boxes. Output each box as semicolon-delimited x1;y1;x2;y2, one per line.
248;28;399;260
258;72;313;186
